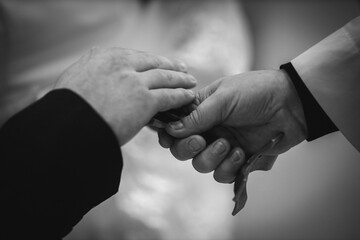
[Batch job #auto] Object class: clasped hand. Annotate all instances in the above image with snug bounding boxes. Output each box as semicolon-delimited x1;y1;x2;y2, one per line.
158;70;308;183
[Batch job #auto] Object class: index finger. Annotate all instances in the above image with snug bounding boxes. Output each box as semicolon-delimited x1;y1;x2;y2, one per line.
130;52;188;73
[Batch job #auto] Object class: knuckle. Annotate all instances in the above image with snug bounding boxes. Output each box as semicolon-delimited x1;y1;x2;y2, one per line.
178;88;189;98
160;70;172;81
89;46;102;55
188;109;202;127
159;55;171;65
151;56;162;68
81;47;101;62
117;71;138;86
173;59;187;71
193;91;202;106
113;47;135;55
101;52;130;72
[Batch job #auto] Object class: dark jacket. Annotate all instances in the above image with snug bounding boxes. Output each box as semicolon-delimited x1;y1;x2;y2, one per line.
2;89;122;239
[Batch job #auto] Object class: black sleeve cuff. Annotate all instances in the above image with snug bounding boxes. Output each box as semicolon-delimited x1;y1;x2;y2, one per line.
280;62;338;141
1;89;123;239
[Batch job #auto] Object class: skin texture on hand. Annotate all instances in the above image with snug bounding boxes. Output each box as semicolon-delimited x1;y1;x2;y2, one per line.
159;70;307;183
54;47;197;146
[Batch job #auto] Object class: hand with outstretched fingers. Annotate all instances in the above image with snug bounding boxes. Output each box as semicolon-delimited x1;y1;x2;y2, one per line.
55;47;197;145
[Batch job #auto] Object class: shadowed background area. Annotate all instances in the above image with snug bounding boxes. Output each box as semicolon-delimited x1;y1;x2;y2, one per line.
0;0;359;240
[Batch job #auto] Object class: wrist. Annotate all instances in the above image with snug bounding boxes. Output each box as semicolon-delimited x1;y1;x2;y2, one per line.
276;69;308;139
280;62;338;141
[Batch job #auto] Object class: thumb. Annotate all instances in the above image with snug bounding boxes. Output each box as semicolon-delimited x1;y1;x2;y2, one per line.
166;94;223;138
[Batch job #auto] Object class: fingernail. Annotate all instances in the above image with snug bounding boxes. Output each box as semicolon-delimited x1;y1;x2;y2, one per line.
231;150;243;163
169;121;183;130
188;138;202;152
213;141;226;154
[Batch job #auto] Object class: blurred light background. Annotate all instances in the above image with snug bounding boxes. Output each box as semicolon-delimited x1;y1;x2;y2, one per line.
0;0;359;239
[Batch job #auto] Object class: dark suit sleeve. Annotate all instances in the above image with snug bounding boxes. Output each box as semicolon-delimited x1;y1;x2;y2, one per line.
1;89;123;239
280;62;338;141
